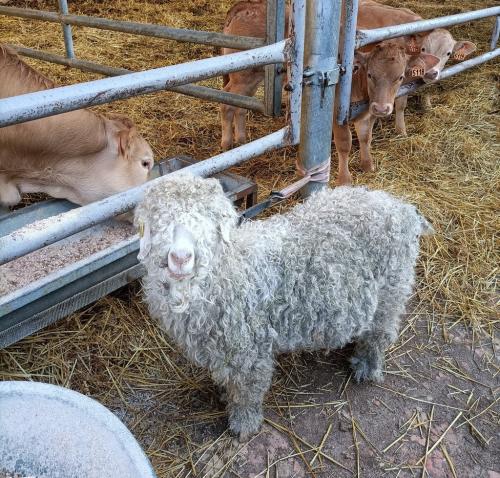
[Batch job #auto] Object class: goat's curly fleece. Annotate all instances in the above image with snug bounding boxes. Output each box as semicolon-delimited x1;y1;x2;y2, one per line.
135;174;431;440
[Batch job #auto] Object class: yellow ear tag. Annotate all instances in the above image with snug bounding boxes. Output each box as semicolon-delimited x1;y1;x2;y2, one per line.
138;222;144;238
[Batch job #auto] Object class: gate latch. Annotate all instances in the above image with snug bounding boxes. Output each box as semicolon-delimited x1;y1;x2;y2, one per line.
303;65;340;99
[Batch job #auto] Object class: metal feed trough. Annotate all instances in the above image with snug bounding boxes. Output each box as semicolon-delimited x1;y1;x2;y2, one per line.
0;1;499;348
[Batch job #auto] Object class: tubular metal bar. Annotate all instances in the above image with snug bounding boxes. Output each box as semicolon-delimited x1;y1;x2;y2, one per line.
287;0;306;145
491;16;500;51
0;40;285;128
336;0;359;126
298;0;341;196
57;0;74;59
349;48;500;121
356;6;500;48
264;0;286;117
0;128;288;265
0;6;265;51
11;45;265;113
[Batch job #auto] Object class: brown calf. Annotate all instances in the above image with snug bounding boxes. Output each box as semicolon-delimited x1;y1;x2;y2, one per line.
359;0;476;135
0;45;154;207
333;42;439;185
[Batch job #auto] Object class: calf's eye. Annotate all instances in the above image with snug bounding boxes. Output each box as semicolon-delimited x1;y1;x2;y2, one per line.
367;73;372;79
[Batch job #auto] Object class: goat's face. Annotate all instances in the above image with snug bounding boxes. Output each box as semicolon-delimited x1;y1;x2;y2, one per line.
135;175;238;292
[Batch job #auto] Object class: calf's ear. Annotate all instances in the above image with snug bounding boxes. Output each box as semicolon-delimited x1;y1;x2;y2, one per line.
452;41;476;60
353;50;369;74
405;53;439;78
117;127;137;157
405;33;425;54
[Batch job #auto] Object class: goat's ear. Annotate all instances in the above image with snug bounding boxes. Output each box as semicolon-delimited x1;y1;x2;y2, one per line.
218;220;232;244
405;53;439;78
137;219;152;261
452;40;476;60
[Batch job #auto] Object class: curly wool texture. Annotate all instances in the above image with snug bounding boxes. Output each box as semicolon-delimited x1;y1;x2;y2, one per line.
135;174;432;439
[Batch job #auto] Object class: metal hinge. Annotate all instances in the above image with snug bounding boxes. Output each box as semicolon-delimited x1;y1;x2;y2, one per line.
303;65;340;99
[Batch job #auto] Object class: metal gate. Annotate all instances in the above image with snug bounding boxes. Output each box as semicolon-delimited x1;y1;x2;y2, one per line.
0;0;498;347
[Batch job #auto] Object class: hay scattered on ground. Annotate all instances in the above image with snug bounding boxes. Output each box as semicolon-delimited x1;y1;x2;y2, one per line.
0;0;498;476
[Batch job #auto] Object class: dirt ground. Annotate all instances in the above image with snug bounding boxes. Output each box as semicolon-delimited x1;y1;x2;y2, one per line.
0;0;499;477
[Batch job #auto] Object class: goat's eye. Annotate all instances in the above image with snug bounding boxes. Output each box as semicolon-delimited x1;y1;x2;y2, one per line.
142;160;150;169
447;52;451;56
421;47;426;52
367;73;372;79
399;75;404;81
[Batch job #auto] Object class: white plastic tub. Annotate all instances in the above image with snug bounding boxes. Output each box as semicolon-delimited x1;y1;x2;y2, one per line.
0;381;156;478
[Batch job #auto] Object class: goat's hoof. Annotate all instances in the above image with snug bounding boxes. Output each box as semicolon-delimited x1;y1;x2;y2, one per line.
229;409;262;443
395;128;407;137
350;356;384;383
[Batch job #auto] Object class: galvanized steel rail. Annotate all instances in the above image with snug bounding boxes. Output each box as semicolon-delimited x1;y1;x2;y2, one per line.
0;41;286;127
9;45;266;114
0;5;264;50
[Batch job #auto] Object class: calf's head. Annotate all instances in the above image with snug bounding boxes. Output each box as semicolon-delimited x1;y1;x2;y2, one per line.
354;41;440;117
418;29;476;82
100;114;154;196
135;174;238;310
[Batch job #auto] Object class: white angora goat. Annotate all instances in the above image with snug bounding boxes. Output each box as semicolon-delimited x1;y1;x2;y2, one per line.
135;174;432;441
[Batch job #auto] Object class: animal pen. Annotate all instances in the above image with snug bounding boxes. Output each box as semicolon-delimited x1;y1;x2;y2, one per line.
0;0;499;351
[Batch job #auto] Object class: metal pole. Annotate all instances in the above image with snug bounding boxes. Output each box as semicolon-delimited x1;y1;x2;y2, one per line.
336;0;359;126
491;16;500;51
0;40;286;128
356;6;500;48
0;6;265;51
0;128;289;265
57;0;75;59
287;0;306;145
348;48;500;121
11;45;265;113
264;0;286;116
298;0;341;197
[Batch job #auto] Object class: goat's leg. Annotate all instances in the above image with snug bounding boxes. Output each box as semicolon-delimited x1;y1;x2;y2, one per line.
0;175;21;207
354;114;377;173
350;332;387;383
333;122;353;186
395;95;408;136
224;360;273;442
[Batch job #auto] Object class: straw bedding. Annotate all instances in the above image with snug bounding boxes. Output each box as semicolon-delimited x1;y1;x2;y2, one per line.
0;0;498;476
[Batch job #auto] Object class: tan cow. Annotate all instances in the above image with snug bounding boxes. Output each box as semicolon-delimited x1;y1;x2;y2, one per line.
359;0;476;135
0;45;154;207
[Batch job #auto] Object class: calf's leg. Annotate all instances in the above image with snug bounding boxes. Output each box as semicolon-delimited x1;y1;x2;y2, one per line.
333;122;353;186
220;70;264;151
354;114;377;173
0;175;21;207
395;95;408;136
